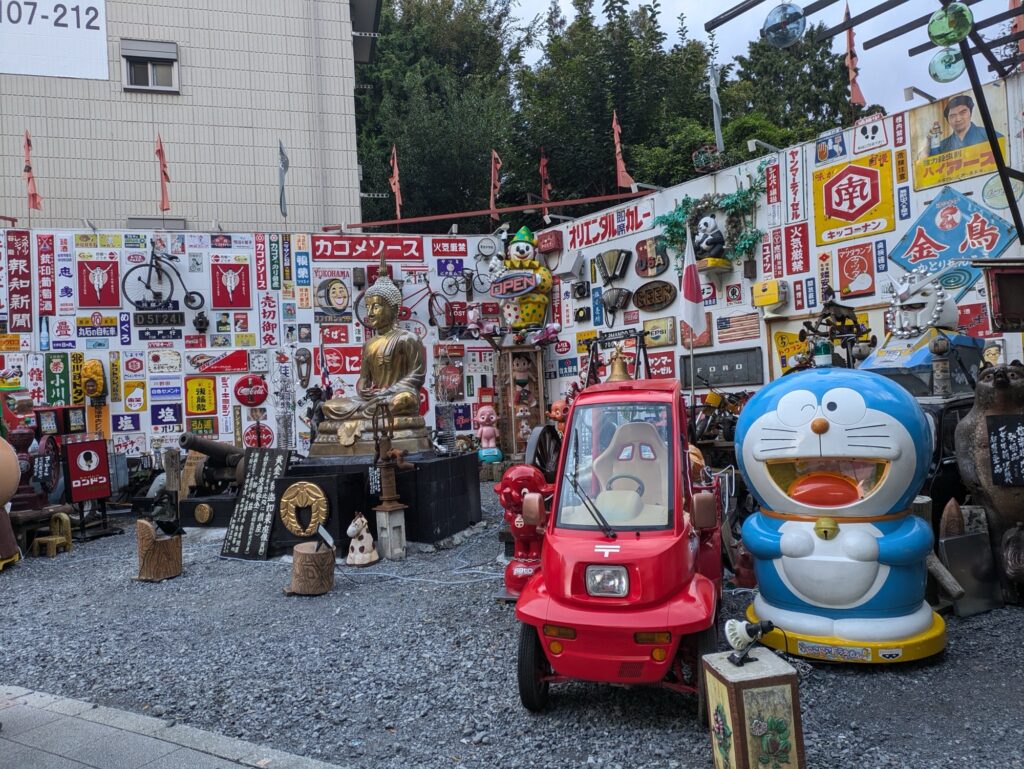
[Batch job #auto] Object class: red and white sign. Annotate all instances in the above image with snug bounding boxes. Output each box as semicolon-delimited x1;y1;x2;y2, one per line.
567;199;655;250
190;349;250;374
123;352;145;375
255;232;268;290
958;302;996;338
36;234;56;316
784;222;810;275
320;324;350;344
234;374;269;406
822;165;880;222
258;292;278;347
185;334;206;349
537;230;563;254
431;238;468;257
836;243;876;298
765;162;781;205
211;263;252;309
312;235;424;262
316;346;362;375
554;339;572;355
64;436;111;503
76;251;120;308
6;230;32;332
771;228;784;279
793;279;806;311
648;351;675;380
419;387;430;417
785;147;806;224
893;113;906;147
243;423;275;448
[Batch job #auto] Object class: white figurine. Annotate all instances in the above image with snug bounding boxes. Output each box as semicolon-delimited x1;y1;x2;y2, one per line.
346;512;380;566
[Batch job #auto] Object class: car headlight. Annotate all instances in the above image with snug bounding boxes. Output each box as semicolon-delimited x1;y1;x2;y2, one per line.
585;564;629;597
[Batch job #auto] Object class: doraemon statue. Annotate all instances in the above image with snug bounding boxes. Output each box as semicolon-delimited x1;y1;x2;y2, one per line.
735;367;945;663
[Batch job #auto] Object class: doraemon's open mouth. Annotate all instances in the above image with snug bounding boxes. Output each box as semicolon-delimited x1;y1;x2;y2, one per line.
766;458;890;507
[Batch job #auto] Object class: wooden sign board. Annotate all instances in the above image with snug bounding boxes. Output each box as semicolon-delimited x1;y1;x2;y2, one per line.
986;415;1024;486
632;280;677;312
221;447;291;560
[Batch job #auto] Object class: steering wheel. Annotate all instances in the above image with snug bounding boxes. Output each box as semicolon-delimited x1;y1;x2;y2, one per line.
604;474;645;497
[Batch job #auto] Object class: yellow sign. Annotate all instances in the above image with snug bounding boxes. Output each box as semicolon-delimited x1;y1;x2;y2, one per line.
576;329;597;353
76;316;117;328
774;331;806;375
908;82;1009;191
70;352;85;405
124;380;147;412
108;352;122;402
235;332;256;347
895;149;908;183
812;150;895;246
0;335;21;352
185;376;217;416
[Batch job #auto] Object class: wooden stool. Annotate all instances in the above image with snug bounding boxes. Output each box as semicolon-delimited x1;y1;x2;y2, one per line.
284;542;336;596
30;512;73;558
135;519;182;582
702;650;806;769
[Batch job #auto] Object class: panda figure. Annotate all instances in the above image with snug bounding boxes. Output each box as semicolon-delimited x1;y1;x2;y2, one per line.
735;367;946;664
694;214;725;258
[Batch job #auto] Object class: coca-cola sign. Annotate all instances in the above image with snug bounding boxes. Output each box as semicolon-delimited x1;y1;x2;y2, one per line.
234;374;269;407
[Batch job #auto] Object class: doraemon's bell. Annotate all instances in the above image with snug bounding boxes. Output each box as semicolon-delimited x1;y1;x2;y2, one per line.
814;517;839;541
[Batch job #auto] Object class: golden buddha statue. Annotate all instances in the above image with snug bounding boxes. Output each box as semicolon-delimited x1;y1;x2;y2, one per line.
310;261;430;455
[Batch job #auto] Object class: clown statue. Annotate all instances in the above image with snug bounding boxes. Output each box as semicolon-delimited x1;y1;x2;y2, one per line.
735;367;945;663
494;226;553;331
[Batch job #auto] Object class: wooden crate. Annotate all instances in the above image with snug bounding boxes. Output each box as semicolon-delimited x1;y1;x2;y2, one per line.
703;651;805;769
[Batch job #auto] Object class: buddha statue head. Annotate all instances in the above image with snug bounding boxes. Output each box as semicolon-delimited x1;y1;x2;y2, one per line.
364;259;403;331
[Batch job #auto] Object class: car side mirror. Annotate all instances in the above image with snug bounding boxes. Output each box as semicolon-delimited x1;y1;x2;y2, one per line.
522;492;547;527
691;491;717;530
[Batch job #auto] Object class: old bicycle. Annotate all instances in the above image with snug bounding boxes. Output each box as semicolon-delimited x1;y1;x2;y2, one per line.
440;268;491;301
121;239;205;310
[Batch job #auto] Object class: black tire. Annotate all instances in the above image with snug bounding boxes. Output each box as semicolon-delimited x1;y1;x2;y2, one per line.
353;289;370;327
472;271;491;294
428;292;453;334
184;291;205;310
122;262;176;308
517;624;550;712
694;622;718;729
694;412;712;442
441;275;461;297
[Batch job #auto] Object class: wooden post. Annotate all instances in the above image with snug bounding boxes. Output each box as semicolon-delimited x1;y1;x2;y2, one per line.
135;520;182;582
284;542;336;596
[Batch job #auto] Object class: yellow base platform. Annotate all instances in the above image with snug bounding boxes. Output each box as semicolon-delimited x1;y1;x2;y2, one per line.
747;604;946;664
0;551;20;572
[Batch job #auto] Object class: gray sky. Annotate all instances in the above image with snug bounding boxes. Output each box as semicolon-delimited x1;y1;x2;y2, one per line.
516;0;1014;114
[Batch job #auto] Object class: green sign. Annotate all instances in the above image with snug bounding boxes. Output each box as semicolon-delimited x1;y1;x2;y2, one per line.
44;352;70;406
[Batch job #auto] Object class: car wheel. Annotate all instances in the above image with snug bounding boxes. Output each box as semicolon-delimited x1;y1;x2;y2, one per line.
517;624;550;712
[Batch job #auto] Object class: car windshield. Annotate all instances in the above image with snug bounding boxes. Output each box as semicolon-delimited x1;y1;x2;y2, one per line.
556;401;674;531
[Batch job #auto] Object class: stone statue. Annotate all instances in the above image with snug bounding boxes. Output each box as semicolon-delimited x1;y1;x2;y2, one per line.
310;260;430;455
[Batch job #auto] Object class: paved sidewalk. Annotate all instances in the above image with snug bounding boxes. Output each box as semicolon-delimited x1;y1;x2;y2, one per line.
0;686;348;769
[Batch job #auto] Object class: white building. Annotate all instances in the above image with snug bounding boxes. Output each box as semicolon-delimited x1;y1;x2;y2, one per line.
0;0;379;232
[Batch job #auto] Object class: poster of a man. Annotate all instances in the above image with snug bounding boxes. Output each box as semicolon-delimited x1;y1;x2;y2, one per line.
910;82;1008;191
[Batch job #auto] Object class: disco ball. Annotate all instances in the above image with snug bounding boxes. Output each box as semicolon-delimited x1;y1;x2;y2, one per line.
761;3;806;49
927;2;974;47
929;46;966;83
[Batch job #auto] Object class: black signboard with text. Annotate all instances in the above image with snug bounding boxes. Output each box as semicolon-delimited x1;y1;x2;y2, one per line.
221;447;292;559
987;415;1024;486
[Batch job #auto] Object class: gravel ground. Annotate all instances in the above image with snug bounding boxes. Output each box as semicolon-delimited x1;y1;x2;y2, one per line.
2;483;1023;769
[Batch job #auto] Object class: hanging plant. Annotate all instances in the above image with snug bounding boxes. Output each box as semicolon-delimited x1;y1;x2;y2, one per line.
655;161;770;275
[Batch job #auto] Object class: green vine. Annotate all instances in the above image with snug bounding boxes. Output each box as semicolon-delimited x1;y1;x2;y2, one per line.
655;160;770;273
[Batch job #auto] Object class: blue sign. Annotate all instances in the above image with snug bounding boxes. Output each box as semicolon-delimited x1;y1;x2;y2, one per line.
889;186;1014;301
86;339;109;349
52;341;77;350
119;312;132;345
295;251;311;286
112;413;141;433
815;128;847;164
874;240;888;273
452;403;472;431
591;286;604;327
557;357;579;377
805;277;818;308
150;403;183;427
437;258;464;277
897;186;911;220
151;386;182;400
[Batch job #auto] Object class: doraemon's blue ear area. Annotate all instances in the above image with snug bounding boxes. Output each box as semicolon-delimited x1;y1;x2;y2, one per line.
735;368;931;515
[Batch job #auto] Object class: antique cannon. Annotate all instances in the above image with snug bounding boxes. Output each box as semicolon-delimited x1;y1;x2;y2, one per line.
179;433;246;496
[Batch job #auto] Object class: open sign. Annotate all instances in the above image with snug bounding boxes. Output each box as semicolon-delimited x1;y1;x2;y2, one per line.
490;270;538;299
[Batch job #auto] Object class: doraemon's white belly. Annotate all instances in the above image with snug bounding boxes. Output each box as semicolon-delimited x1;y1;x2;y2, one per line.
776;521;889;609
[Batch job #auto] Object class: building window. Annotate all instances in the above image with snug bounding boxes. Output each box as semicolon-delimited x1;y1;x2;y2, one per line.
121;39;179;93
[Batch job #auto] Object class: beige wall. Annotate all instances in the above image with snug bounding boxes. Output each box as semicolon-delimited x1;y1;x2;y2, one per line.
0;0;361;232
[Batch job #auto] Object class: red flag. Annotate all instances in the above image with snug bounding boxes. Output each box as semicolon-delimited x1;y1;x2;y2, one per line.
389;144;403;220
681;224;707;339
539;148;553;219
23;130;42;211
155;134;170;212
489;149;503;221
845;3;866;107
612;110;635;190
